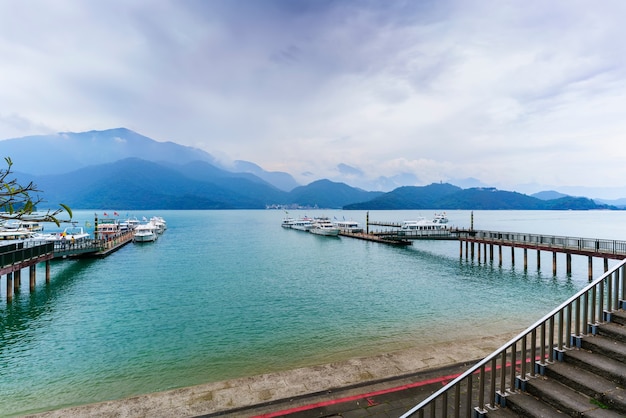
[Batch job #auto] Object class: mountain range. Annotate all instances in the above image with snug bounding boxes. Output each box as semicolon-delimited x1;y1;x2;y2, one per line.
1;128;622;211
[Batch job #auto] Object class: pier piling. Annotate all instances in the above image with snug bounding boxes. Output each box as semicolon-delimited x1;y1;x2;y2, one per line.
30;265;36;292
6;272;12;301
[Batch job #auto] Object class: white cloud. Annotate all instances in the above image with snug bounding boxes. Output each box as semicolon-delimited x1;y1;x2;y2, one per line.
1;0;626;194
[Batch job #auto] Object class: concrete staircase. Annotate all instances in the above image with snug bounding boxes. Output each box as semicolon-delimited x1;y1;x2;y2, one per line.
496;310;626;417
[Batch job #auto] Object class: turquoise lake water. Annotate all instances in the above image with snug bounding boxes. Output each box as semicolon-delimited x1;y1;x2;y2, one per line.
1;209;625;416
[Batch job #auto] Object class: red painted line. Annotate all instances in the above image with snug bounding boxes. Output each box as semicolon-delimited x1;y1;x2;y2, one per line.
253;355;545;417
251;372;461;418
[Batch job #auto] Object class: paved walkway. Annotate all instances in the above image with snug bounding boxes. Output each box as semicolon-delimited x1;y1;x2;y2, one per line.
26;333;517;418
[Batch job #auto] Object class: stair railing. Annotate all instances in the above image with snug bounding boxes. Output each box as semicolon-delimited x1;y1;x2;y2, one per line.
400;258;626;418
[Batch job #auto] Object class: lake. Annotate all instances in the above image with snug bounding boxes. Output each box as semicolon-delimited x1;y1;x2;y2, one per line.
0;209;624;416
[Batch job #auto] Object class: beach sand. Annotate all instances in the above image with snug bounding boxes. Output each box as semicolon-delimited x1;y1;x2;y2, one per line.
25;332;517;418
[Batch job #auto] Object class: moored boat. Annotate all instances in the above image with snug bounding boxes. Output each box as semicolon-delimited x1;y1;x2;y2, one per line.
149;216;167;234
334;220;363;233
96;219;121;239
32;225;90;243
400;212;449;231
310;217;340;236
281;217;296;228
133;222;158;243
291;217;314;231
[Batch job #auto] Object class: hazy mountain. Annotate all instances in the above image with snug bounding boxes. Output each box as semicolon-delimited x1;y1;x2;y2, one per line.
532;190;570;200
24;159;381;210
344;185;616;211
2;128;215;175
593;198;626;208
32;158;273;209
344;183;462;210
288;179;384;209
231;160;299;192
1;128;299;192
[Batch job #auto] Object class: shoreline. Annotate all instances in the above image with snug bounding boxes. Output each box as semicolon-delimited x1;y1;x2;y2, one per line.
25;331;518;418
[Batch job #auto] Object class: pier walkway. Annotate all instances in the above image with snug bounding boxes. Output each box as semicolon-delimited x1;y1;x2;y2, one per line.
1;231;134;301
350;217;626;279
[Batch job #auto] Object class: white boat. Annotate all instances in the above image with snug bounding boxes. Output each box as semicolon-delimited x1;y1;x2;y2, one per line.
96;219;121;239
149;216;167;234
120;217;141;232
281;217;296;228
334;220;363;233
400;213;449;231
32;225;90;243
0;227;34;240
133;222;158;243
310;217;340;236
291;217;314;231
0;220;36;240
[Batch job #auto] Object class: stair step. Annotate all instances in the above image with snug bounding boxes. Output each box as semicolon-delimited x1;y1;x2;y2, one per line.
503;390;566;417
477;406;519;417
581;333;626;363
545;361;626;414
564;348;626;387
607;310;626;326
526;377;623;417
597;321;626;344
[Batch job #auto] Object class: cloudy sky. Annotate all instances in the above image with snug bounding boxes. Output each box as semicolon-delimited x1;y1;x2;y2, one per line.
1;0;625;196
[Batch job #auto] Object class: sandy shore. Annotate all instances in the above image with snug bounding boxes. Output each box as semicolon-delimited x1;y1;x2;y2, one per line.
25;332;517;418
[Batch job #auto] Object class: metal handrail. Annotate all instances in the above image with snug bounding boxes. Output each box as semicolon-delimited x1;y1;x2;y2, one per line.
400;258;626;417
459;230;626;256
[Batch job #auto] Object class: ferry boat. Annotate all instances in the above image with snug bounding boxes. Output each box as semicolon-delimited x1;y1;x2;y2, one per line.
334;220;363;234
96;219;121;239
310;217;340;236
400;213;449;231
133;222;158;243
0;220;37;240
281;217;296;228
33;225;90;243
291;217;314;231
149;216;167;234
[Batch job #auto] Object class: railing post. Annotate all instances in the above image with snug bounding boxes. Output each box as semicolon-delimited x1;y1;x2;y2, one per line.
599;280;605;322
510;341;517;391
454;383;461;418
613;269;619;312
516;336;528;391
589;285;598;334
477;364;486;415
489;357;497;408
538;322;547;374
620;264;626;309
548;316;555;362
530;329;537;377
607;272;613;312
497;350;507;406
466;373;473;418
566;302;573;348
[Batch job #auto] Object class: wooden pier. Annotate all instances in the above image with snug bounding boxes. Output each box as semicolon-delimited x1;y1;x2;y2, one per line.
348;216;626;280
457;229;626;279
0;231;134;301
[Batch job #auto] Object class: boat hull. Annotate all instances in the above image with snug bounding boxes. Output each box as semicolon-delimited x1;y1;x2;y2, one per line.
310;228;340;236
133;232;157;242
